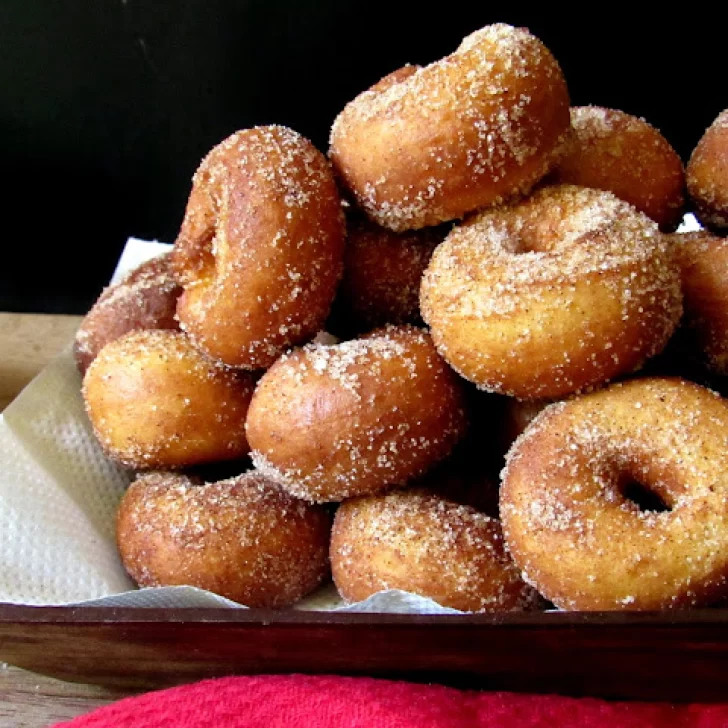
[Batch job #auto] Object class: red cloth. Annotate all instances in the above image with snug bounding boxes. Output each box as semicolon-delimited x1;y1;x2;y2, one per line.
55;675;728;728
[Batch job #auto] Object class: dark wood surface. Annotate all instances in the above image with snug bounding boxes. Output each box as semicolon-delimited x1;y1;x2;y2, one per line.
3;606;728;703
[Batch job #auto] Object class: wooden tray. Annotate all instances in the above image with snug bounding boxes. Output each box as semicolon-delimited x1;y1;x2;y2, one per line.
2;605;728;702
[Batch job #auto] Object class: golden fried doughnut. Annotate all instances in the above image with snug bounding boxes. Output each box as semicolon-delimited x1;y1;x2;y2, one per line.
501;377;728;610
687;109;728;232
329;24;571;231
420;185;682;400
550;106;685;231
117;471;331;608
74;254;181;375
673;231;728;374
331;490;538;612
246;325;468;502
173;125;345;369
83;330;255;469
329;213;443;334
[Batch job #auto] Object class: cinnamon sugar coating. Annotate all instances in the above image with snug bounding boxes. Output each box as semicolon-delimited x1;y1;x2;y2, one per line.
331;490;539;612
550;106;685;231
74;254;181;375
672;231;728;374
329;24;571;231
420;185;682;400
173;125;346;369
501;377;728;610
117;471;331;608
246;325;468;502
83;330;255;469
687;109;728;232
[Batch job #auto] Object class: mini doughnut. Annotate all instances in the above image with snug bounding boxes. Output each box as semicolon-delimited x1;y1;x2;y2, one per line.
501;377;728;610
117;471;331;608
673;231;728;374
550;106;685;231
83;330;255;469
329;23;571;232
330;490;539;612
246;325;468;502
74;253;181;375
420;185;683;400
172;125;346;369
329;213;443;334
687;109;728;232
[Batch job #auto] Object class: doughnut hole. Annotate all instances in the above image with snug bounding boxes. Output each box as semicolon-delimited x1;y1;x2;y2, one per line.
501;377;728;610
246;325;468;502
117;472;331;608
83;330;255;469
687;109;728;232
330;490;540;612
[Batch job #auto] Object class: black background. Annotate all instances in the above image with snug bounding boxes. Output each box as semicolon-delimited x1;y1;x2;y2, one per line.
2;1;724;313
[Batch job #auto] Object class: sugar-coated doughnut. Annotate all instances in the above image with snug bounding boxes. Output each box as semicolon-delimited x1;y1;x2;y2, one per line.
550;106;685;231
117;471;331;608
246;325;468;502
74;254;181;375
329;213;443;334
687;109;728;232
331;490;539;612
673;231;728;374
83;330;255;469
501;377;728;610
329;24;571;232
173;125;346;369
420;185;682;400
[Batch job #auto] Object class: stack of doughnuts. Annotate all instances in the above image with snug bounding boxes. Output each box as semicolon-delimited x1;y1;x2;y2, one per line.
77;22;728;612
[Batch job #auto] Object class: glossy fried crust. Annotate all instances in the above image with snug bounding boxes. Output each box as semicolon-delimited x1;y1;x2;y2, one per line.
332;213;443;332
117;472;331;608
687;109;728;232
331;490;538;612
246;325;468;502
329;24;571;232
74;254;181;375
420;185;682;400
83;330;255;469
551;106;685;231
673;231;728;374
172;125;346;369
501;378;728;610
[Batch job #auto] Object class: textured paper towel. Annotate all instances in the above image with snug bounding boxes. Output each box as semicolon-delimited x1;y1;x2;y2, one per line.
0;238;458;614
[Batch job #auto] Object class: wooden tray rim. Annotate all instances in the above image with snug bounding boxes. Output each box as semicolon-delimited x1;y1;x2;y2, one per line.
4;604;728;628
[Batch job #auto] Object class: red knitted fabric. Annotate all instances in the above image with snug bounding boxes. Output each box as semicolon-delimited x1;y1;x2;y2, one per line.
54;675;728;728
